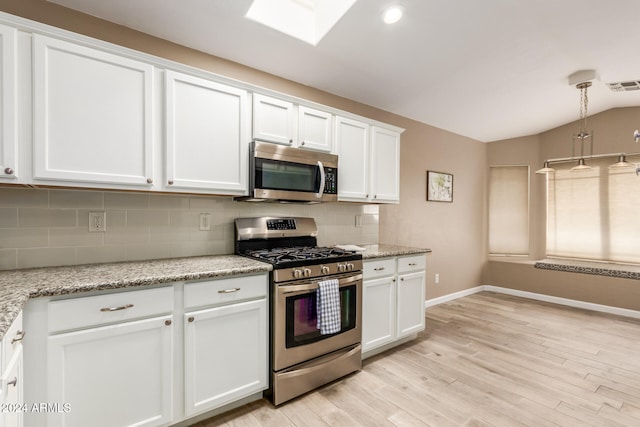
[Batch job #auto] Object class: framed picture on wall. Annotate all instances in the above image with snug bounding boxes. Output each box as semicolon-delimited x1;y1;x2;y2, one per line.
427;171;453;202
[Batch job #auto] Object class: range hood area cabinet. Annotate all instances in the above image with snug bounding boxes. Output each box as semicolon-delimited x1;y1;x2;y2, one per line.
1;12;402;201
252;93;334;153
335;117;401;204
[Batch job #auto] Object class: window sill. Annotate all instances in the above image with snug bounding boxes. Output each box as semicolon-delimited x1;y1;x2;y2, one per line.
534;259;640;281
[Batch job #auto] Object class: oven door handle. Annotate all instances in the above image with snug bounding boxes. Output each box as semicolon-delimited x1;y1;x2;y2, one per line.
281;273;362;294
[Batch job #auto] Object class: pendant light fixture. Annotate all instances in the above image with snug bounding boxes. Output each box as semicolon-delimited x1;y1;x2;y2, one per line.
570;80;593;172
535;70;640;175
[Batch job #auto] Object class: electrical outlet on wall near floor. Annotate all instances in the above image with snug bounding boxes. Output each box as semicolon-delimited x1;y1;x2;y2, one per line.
435;273;440;284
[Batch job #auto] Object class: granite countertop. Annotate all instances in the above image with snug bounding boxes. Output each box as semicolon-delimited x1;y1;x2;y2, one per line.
359;244;431;259
0;255;272;341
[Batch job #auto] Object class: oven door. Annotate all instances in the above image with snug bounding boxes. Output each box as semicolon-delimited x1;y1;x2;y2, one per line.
273;273;362;371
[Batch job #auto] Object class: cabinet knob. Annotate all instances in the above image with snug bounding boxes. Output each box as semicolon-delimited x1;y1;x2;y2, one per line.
301;141;305;146
165;319;172;326
374;195;377;199
168;180;174;185
146;178;153;184
11;330;25;344
7;377;17;387
188;316;195;323
4;167;13;175
289;139;293;144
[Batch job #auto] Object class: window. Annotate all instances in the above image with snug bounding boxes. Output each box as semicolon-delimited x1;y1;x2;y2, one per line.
546;159;640;264
489;165;530;256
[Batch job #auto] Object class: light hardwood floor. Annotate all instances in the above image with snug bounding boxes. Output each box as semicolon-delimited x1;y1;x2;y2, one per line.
194;291;640;426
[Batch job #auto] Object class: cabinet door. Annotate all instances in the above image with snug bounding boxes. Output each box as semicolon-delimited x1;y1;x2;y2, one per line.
184;299;267;417
298;106;332;152
1;348;23;427
32;35;155;188
253;93;294;145
370;126;400;203
362;276;396;352
396;270;425;339
47;316;173;427
0;24;17;182
165;70;248;194
335;116;369;202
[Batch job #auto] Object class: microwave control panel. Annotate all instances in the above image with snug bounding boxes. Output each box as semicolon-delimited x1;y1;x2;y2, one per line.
324;167;337;194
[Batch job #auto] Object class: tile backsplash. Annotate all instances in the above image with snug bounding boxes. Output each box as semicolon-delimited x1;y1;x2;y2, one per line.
0;187;379;270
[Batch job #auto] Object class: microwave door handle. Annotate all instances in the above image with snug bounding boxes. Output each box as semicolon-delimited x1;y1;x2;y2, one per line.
316;161;325;199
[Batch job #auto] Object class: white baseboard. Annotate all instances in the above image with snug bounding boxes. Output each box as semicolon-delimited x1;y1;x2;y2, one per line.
425;285;640;320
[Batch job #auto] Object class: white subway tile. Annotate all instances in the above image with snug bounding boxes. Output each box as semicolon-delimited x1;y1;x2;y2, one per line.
18;208;77;228
76;246;125;265
0;188;48;208
50;228;104;247
17;247;77;269
105;192;150;209
127;210;169;227
50;190;104;209
0;228;49;249
150;194;190;210
0;249;17;270
0;208;18;227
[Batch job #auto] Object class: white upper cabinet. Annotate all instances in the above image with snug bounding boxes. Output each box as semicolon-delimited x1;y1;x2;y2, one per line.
0;24;17;182
164;70;248;194
335;116;370;201
32;34;155;188
370;126;400;203
336;119;401;204
298;105;333;152
252;93;295;145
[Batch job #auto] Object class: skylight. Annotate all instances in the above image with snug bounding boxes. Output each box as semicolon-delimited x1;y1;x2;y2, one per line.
245;0;357;46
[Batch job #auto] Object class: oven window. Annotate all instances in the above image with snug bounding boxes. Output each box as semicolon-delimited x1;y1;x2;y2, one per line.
285;284;357;348
255;158;319;193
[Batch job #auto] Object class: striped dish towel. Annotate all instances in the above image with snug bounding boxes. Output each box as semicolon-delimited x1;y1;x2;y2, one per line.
316;279;341;335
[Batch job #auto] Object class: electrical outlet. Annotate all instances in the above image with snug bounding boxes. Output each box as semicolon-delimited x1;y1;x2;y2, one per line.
355;215;363;228
88;212;106;232
435;273;440;284
199;213;211;231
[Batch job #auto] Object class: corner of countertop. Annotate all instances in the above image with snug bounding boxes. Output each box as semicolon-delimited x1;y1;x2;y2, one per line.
359;244;431;259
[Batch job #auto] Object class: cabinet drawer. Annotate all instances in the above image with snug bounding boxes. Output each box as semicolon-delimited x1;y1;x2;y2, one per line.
184;274;267;310
48;286;173;333
397;254;426;273
363;258;396;279
2;311;23;373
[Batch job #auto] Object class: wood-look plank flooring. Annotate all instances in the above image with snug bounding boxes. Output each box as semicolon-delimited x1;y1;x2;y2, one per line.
193;292;640;426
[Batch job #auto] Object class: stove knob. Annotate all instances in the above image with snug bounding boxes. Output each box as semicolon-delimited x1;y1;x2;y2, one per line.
321;266;330;275
347;263;355;271
337;263;346;273
303;268;312;277
293;269;303;279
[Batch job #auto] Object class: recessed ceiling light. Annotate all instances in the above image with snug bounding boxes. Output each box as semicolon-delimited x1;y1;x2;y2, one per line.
382;5;404;24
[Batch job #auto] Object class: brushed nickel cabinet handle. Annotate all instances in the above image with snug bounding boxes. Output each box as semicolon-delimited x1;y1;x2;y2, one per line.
146;178;153;184
4;167;13;175
408;263;417;266
164;320;172;326
188;316;195;323
100;304;134;312
168;180;174;185
373;267;385;271
11;330;25;344
7;377;17;387
218;288;241;294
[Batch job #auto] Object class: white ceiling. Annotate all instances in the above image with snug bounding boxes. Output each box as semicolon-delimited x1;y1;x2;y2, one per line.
48;0;640;142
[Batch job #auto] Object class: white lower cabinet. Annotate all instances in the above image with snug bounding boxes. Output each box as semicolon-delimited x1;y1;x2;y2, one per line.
47;316;174;427
1;311;24;427
23;273;268;427
362;254;426;356
184;299;267;416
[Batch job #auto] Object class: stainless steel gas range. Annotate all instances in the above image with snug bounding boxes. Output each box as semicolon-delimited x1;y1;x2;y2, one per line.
235;216;363;405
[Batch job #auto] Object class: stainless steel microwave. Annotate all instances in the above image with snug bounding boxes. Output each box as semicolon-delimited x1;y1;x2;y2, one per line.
237;141;338;203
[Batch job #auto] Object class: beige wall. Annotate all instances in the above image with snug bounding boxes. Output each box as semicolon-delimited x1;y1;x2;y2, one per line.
486;107;640;310
0;0;489;298
380;124;487;300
